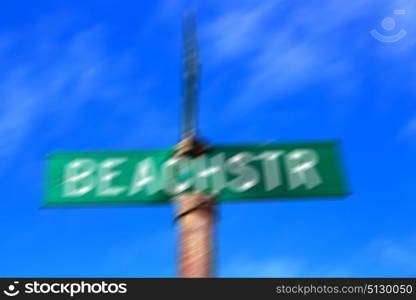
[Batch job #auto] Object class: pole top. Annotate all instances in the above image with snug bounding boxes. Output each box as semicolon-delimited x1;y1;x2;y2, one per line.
176;11;209;157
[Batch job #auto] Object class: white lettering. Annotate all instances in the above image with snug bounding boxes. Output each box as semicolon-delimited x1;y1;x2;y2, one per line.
227;152;259;192
257;151;283;191
285;149;322;189
63;159;96;197
129;158;160;196
97;158;127;196
163;157;193;194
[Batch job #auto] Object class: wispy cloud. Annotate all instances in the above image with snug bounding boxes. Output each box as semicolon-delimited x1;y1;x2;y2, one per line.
98;229;175;277
221;256;302;278
203;1;373;111
204;1;276;60
0;25;113;157
220;233;416;277
202;0;416;121
0;15;175;172
398;117;416;140
371;235;416;273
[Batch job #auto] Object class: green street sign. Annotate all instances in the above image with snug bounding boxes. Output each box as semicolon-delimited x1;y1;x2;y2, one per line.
45;141;348;206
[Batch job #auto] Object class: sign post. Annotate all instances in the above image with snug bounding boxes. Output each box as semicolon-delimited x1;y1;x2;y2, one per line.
175;13;215;278
176;193;214;277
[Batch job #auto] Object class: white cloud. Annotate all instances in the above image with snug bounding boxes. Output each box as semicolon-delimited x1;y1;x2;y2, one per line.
220;233;416;277
0;16;173;172
202;0;416;120
204;1;372;103
398;117;416;140
98;229;175;277
221;257;303;277
370;235;416;272
0;26;109;158
204;2;277;59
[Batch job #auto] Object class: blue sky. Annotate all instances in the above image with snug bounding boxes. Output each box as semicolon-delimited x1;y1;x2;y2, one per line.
0;0;415;277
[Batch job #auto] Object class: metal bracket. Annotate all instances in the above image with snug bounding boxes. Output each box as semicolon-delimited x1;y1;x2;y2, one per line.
174;134;210;157
174;193;216;221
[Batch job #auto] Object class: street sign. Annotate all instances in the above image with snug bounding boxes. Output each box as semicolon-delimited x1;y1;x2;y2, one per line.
45;141;348;206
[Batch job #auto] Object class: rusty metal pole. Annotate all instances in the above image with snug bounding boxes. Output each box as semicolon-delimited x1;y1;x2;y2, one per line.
174;138;214;278
175;193;215;277
174;12;215;278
